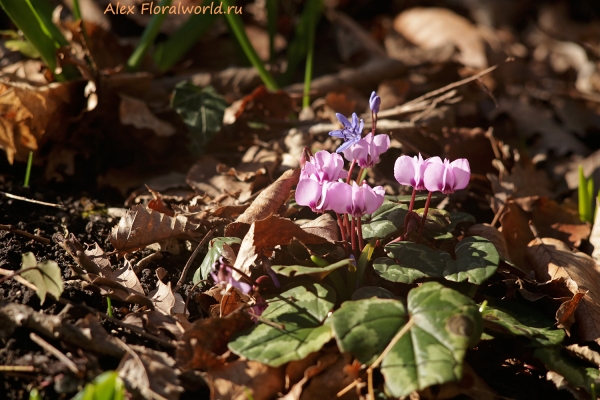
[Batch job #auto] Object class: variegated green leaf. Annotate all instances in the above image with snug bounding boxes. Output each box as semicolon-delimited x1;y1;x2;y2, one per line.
482;301;565;346
193;237;241;283
228;283;335;367
374;236;499;285
361;201;408;239
271;259;353;278
331;282;483;398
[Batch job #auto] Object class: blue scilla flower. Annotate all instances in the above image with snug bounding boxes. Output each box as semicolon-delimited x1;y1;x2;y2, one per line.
329;112;364;153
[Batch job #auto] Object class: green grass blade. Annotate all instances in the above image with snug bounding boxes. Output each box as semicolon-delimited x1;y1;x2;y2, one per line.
72;0;82;20
154;12;217;71
127;0;172;71
302;0;318;109
579;166;589;222
23;151;33;188
266;0;278;63
281;0;322;86
587;176;594;222
221;0;278;90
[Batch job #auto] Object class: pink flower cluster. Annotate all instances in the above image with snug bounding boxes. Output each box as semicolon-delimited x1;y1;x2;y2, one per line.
296;150;385;217
394;154;471;194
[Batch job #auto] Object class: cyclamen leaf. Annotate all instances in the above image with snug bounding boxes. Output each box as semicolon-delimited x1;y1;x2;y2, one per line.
271;258;353;278
171;83;227;155
481;301;565;347
193;237;241;283
331;282;483;398
374;236;499;285
20;252;63;305
361;201;408;239
228;283;336;367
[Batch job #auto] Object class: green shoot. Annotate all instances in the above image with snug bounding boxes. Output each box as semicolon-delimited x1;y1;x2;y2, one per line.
302;0;318;109
154;13;217;71
221;0;279;90
72;0;82;20
0;0;78;80
72;371;125;400
266;0;278;63
127;0;173;71
29;388;42;400
23;151;33;188
591;382;596;400
348;238;376;291
106;296;114;317
281;0;323;86
578;165;595;223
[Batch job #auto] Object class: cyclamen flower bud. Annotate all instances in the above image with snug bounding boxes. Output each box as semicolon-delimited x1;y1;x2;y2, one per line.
369;91;381;114
210;256;252;294
394;153;429;190
342;132;390;168
423;157;471;194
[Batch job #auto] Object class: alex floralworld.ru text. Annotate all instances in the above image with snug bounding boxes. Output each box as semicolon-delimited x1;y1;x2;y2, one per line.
104;1;242;15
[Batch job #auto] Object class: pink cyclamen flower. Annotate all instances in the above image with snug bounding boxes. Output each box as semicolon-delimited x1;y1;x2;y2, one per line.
211;256;252;294
423;157;471;194
300;150;348;183
321;181;385;217
343;132;390;168
394;153;429;190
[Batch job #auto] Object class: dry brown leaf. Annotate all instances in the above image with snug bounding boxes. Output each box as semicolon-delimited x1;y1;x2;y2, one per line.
0;80;84;163
177;310;252;370
110;204;200;253
122;310;184;340
147;186;175;216
234;86;294;120
233;215;335;280
565;344;600;367
296;353;358;400
500;202;534;273
526;237;600;344
394;7;487;69
84;242;114;275
299;214;340;243
556;291;587;335
235;168;301;226
530;197;590;247
204;360;285;400
114;260;145;295
149;269;185;316
119;94;175;137
119;345;183;400
467;223;511;262
187;156;254;205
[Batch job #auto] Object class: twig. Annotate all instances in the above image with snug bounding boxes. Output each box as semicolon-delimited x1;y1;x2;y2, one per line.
0;366;36;372
175;227;216;291
0;267;37;290
56;298;176;349
30;333;80;375
0;191;65;209
0;224;51;244
0;267;39;286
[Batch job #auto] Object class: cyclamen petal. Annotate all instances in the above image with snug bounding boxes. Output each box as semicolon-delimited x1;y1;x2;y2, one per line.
343;133;390;168
320;181;352;214
423;157;471;194
394;153;428;190
323;181;385;217
296;178;322;211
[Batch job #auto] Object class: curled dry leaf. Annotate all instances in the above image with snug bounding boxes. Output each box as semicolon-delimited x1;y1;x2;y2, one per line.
556;291;587;335
118;345;183;400
299;214;340;243
394;7;487;69
233;215;336;280
114;260;145;295
235;168;300;225
499;201;534;273
204;360;285;400
119;94;176;137
122;310;184;340
177;310;252;370
0;80;85;163
110;204;201;254
149;269;186;316
526;238;600;344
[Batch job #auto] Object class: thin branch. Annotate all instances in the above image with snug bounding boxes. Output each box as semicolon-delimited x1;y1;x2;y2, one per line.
0;224;51;244
30;333;80;375
175;227;217;291
0;191;65;209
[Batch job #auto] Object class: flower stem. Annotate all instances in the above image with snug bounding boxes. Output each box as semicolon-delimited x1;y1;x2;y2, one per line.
372;111;377;135
357;217;364;251
336;213;348;243
346;160;356;183
416;191;433;243
351;217;357;255
408;187;417;212
355;168;365;184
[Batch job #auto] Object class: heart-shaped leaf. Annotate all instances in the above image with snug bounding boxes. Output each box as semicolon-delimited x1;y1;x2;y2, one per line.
482;301;565;347
193;237;241;283
331;282;482;397
228;283;336;367
374;236;499;285
271;259;353;278
361;201;408;239
20;252;64;305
